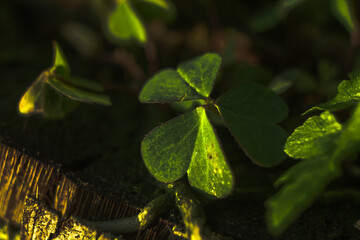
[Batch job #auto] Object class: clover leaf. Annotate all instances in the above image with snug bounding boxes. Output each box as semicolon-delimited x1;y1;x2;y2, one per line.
106;0;175;44
139;53;221;103
107;0;146;44
266;106;360;235
217;83;289;166
285;112;342;159
19;42;111;119
142;107;233;198
139;53;288;198
305;72;360;114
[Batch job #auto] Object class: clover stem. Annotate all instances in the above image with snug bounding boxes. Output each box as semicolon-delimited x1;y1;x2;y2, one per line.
170;181;206;240
82;192;173;234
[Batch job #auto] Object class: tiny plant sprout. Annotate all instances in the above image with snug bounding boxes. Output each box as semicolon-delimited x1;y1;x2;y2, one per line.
139;53;289;198
106;0;175;44
18;42;111;119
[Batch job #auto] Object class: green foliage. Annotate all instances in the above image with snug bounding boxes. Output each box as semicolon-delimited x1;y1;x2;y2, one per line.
142;107;233;198
107;0;146;43
266;100;360;234
18;42;111;119
139;53;288;198
106;0;175;44
139;53;221;102
250;0;355;33
217;84;288;166
285;112;342;159
305;72;360;113
330;0;356;33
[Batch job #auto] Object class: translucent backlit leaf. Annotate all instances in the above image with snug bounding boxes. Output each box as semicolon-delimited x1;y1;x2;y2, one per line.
51;42;70;77
107;0;146;43
18;73;46;115
141;107;233;198
187;108;233;198
305;73;360;113
266;103;360;235
132;0;176;22
47;77;111;106
139;70;203;103
331;0;355;33
177;53;221;98
217;83;288;166
285;111;342;159
139;53;221;103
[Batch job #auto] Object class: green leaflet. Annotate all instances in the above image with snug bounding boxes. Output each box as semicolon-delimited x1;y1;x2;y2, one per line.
305;73;360;114
331;0;356;33
266;103;360;235
139;53;221;103
285;112;342;159
47;77;111;106
177;53;221;98
187;108;233;198
217;83;288;166
141;107;233;198
139;69;203;103
51;41;70;77
107;0;146;43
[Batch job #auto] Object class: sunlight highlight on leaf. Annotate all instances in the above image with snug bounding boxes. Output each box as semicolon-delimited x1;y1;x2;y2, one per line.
187;107;233;198
141;107;233;198
285;111;342;159
139;53;221;103
177;53;221;98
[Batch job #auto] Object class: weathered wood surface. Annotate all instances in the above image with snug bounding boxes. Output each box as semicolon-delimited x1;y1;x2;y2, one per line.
0;142;184;240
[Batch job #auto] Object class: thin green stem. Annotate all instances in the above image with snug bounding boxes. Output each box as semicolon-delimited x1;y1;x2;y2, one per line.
82;192;173;234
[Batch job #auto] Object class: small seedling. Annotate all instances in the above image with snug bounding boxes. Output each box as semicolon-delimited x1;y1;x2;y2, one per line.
139;53;289;198
18;42;111;119
266;72;360;235
106;0;175;44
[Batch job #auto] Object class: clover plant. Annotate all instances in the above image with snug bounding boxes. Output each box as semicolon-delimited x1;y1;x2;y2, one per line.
106;0;175;44
18;42;111;119
139;53;289;198
266;72;360;235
